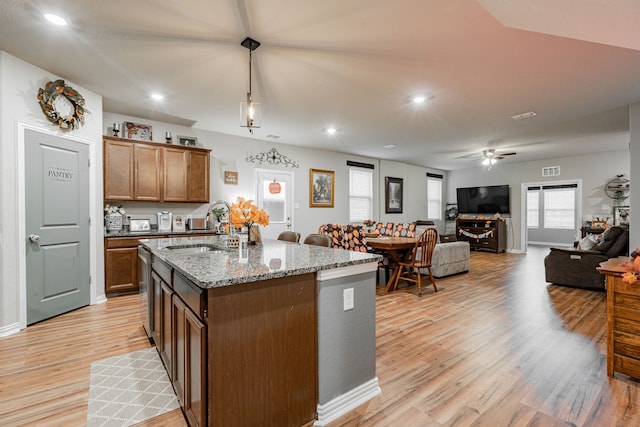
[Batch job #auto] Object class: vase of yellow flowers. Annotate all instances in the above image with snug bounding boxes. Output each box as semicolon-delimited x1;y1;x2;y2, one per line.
229;196;270;244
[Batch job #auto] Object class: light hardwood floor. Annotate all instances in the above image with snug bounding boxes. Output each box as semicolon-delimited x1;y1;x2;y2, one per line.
1;246;639;426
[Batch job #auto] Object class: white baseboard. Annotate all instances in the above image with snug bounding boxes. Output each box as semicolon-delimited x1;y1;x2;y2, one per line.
94;294;107;305
314;377;381;426
0;322;21;337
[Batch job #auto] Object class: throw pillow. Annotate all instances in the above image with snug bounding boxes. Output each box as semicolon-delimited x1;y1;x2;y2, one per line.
577;235;597;251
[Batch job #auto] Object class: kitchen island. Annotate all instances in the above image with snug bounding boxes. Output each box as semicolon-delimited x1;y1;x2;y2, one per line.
141;235;381;427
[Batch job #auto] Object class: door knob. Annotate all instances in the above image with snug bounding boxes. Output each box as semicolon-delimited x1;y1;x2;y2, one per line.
28;234;40;243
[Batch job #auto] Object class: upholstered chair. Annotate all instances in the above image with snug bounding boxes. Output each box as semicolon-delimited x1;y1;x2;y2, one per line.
277;231;301;243
303;233;332;247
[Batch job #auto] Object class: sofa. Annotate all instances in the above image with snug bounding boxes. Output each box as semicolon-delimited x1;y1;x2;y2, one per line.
544;225;629;290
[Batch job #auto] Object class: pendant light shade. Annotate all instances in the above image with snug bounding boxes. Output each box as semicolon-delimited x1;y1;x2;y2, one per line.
240;37;261;134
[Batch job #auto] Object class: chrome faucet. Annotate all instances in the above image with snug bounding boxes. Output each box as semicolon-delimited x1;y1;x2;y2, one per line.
207;200;230;227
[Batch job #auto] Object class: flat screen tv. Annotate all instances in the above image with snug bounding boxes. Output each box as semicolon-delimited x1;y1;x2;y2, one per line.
456;185;510;215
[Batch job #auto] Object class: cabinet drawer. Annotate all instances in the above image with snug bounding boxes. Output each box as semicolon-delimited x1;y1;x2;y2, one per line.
614;330;640;360
153;258;173;286
614;292;640;322
106;235;164;249
174;271;206;319
106;237;145;249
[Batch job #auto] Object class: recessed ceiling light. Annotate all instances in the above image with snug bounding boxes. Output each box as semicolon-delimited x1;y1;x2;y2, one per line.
151;93;164;101
384;144;396;149
412;96;426;104
44;13;68;26
325;127;337;135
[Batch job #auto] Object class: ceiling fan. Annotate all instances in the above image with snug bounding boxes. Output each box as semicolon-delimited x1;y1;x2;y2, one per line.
481;149;516;166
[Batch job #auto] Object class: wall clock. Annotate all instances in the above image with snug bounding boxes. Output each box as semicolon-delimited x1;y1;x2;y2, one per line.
37;79;87;130
605;175;630;204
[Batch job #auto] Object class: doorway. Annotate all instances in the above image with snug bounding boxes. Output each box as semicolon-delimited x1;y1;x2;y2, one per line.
24;129;90;325
255;169;294;240
522;180;582;247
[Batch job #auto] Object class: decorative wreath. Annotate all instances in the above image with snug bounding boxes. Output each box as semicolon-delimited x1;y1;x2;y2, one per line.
37;79;88;130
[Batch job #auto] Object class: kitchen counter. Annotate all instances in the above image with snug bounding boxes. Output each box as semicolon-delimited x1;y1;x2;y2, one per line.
142;235;381;426
141;235;381;288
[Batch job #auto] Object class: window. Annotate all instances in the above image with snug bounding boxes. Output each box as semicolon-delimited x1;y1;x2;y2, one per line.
349;168;372;222
543;188;575;229
262;180;286;223
427;178;442;220
527;190;539;228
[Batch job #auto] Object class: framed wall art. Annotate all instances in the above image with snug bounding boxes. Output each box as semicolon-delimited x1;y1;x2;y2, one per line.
615;206;630;226
177;135;198;146
224;171;238;185
385;176;403;213
309;169;334;208
123;121;152;141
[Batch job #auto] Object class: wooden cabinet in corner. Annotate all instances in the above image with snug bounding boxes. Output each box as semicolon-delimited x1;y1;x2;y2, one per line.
456;218;507;253
103;136;210;203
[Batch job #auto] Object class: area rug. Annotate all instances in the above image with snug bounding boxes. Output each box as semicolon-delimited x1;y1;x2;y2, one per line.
87;347;180;427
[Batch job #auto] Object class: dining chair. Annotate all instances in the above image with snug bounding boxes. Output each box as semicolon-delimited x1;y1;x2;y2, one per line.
391;227;438;296
302;233;331;247
277;230;301;243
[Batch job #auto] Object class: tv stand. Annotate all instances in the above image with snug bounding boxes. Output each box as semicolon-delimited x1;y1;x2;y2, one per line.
456;218;506;253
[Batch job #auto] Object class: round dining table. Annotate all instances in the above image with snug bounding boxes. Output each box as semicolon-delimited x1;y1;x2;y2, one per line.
366;236;417;292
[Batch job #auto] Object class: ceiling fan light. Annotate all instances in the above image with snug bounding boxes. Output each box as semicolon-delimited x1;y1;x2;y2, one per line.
482;158;490;166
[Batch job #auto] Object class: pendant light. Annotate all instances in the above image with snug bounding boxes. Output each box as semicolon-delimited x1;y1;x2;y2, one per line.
240;37;261;134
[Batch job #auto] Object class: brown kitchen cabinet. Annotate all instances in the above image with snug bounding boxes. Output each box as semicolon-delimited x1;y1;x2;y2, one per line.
105;234;210;296
104;236;152;294
134;143;163;201
103;138;134;201
172;273;207;427
163;148;210;203
103;136;210;203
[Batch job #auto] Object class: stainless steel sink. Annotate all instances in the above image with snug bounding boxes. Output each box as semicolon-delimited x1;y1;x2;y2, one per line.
166;244;227;255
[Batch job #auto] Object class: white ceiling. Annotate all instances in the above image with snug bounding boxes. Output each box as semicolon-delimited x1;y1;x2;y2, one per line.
1;0;638;170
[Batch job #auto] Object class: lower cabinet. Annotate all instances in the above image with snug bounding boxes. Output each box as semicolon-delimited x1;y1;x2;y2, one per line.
151;258;207;426
105;246;138;294
173;296;207;427
105;234;211;296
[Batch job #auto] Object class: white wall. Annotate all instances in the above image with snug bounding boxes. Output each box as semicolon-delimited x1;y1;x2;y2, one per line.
103;113;442;239
448;149;630;252
0;51;104;335
630;103;640;251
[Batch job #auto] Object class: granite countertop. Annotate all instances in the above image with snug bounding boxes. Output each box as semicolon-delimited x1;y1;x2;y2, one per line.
105;228;218;238
141;235;381;289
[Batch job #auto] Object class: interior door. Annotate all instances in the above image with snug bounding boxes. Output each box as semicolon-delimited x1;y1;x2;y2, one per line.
256;170;293;240
25;129;90;325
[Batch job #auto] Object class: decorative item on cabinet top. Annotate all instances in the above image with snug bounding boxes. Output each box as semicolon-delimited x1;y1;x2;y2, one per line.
177;135;197;146
124;121;152;141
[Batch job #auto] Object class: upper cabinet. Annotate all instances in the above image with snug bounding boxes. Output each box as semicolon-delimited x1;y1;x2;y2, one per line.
104;136;211;203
